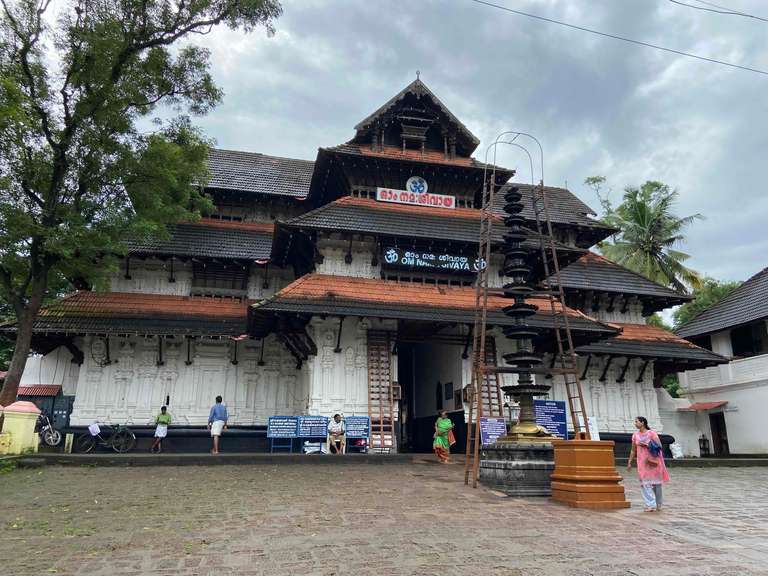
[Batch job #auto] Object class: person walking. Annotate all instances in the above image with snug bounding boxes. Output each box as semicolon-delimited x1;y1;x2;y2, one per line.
627;416;670;512
150;406;172;453
207;396;228;455
433;410;455;464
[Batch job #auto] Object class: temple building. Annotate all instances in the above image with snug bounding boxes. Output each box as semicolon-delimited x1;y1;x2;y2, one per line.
10;79;726;453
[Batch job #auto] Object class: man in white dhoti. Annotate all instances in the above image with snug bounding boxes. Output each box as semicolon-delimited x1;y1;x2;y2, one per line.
151;406;172;453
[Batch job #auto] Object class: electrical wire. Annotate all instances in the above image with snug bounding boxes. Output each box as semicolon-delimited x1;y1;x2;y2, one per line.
671;0;768;23
467;0;768;77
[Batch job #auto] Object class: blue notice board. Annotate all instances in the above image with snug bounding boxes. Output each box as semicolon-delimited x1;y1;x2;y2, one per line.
267;416;298;438
479;417;507;446
345;416;370;439
534;400;568;439
298;415;329;437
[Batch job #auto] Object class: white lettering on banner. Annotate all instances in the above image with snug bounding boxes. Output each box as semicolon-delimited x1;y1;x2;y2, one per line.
376;187;456;209
382;247;486;274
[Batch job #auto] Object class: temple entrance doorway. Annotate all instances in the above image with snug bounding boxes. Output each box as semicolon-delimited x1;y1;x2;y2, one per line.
396;339;466;453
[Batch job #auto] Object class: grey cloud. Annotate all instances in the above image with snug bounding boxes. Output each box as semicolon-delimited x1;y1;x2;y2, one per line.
184;0;768;282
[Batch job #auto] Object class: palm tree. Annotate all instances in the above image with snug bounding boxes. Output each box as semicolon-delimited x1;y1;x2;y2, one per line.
595;180;703;293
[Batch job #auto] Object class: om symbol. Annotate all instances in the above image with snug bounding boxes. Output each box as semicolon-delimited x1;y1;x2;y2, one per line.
384;248;399;264
406;176;428;195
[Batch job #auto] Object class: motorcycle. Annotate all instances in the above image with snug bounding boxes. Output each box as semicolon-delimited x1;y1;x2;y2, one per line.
37;413;62;447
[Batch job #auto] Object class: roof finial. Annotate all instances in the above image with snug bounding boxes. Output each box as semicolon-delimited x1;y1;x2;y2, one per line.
416;69;421;81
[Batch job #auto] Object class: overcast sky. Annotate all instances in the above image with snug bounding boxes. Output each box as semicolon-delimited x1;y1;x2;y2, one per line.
184;0;768;283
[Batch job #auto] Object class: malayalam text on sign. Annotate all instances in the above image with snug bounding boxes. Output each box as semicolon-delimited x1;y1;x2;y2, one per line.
376;187;455;209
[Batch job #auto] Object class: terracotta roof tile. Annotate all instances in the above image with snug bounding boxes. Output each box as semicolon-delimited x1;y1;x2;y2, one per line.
195;219;275;234
10;292;251;336
253;274;616;344
328;143;510;171
17;385;61;397
577;322;728;367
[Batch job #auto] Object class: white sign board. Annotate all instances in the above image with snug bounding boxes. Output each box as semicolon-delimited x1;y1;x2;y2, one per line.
376;187;456;209
577;415;601;441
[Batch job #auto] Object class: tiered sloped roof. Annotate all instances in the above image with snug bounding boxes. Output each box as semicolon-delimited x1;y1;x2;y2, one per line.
5;292;251;336
324;143;497;170
554;252;690;312
251;274;617;345
352;78;480;155
127;219;274;262
493;184;615;246
676;266;768;338
577;323;727;370
282;196;575;247
206;148;314;198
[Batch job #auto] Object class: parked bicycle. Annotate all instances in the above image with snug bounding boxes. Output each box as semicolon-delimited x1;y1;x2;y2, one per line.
36;413;62;447
75;422;136;453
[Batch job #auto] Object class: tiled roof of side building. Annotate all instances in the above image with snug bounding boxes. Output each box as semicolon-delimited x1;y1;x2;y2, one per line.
252;274;617;341
554;252;691;302
577;322;728;368
676;266;768;338
126;218;274;261
206;148;314;198
1;292;251;336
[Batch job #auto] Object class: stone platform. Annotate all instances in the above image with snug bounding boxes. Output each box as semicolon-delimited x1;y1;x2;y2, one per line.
478;441;554;496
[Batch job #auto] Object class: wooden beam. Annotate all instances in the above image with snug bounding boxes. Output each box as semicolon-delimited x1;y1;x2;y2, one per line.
635;359;650;383
580;354;592;380
616;357;632;383
599;356;615;382
334;316;345;353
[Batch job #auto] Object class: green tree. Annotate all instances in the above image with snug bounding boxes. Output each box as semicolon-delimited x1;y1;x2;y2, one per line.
0;0;281;406
585;178;703;293
673;277;742;329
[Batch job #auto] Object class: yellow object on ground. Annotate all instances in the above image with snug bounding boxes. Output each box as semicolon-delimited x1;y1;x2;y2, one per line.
1;401;41;455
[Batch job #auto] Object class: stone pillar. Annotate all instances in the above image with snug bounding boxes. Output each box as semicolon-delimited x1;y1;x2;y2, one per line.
1;401;42;455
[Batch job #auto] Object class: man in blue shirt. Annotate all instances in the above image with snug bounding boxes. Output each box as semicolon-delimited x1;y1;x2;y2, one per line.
207;396;228;454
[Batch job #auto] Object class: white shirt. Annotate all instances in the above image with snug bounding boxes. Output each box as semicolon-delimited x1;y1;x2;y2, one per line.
328;420;345;434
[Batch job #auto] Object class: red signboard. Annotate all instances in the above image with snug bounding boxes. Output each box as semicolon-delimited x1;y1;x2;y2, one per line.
376;187;455;209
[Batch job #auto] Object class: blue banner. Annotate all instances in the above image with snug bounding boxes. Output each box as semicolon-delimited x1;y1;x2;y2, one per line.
534;400;568;439
479;417;507;446
267;416;298;438
298;415;329;437
345;416;370;439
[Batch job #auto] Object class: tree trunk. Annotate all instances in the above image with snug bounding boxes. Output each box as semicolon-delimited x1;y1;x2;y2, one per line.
0;287;45;407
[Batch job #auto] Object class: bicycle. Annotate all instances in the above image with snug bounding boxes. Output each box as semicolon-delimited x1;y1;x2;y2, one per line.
75;421;137;453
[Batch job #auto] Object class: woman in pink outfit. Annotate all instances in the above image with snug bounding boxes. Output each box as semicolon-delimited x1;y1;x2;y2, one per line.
627;416;670;512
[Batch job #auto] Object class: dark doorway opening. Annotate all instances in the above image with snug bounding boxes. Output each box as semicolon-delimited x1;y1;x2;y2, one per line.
709;412;730;456
396;341;465;453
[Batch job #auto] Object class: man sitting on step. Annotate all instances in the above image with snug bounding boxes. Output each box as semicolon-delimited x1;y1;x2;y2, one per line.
327;414;346;455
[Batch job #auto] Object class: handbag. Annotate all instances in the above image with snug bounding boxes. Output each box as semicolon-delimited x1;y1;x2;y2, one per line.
645;456;659;467
648;438;662;457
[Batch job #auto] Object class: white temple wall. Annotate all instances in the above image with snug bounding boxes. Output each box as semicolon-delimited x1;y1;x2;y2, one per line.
68;334;306;426
247;267;294;299
110;259;193;295
304;316;389;418
544;355;661;434
109;258;293;300
20;347;81;396
316;239;380;279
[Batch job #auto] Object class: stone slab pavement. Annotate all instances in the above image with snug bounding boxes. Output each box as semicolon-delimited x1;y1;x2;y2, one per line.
1;460;767;576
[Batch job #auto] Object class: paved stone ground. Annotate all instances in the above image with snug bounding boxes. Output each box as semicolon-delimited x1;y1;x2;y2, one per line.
1;460;767;576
